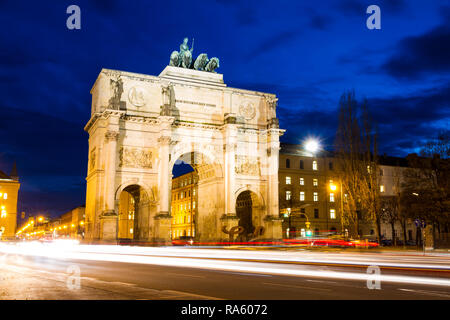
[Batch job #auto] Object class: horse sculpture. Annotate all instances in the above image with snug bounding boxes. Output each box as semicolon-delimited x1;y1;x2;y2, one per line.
194;53;209;71
205;57;220;73
169;38;220;73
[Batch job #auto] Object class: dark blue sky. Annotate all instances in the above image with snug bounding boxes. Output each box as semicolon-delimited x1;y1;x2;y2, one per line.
0;0;449;217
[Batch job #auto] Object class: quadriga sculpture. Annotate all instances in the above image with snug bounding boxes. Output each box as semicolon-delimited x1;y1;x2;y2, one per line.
169;38;220;73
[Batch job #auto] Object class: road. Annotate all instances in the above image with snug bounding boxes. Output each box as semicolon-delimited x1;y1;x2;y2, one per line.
0;242;449;300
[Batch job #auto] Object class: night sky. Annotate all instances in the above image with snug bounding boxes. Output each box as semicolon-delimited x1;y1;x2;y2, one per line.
0;0;449;217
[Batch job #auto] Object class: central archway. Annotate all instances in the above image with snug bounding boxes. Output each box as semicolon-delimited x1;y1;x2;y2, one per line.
169;150;223;241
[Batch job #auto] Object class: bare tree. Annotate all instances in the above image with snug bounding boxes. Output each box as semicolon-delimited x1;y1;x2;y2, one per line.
335;91;381;241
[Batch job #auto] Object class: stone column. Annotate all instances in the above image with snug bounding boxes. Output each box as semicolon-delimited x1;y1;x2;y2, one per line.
220;115;240;240
263;128;283;240
100;129;119;241
154;116;174;244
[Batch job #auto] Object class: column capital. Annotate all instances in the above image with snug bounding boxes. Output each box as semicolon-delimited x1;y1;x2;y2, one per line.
158;136;171;144
104;130;119;142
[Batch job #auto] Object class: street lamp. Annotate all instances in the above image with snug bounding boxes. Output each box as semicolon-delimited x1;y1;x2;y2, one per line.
304;139;320;154
329;181;345;238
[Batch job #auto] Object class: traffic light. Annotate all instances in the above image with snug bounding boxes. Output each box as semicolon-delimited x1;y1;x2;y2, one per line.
305;222;312;237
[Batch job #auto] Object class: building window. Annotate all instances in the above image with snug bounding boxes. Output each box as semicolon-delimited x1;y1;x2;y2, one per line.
286;158;290;168
300;191;305;201
380;169;384;176
300;177;304;185
300;208;305;213
330;193;335;202
286;191;291;201
180;192;184;199
300;160;304;169
313;178;318;187
286;176;291;185
329;162;333;170
193;189;196;196
313;192;318;202
3;193;6;200
330;209;336;219
312;160;318;170
380;185;385;193
193;201;196;209
314;208;319;219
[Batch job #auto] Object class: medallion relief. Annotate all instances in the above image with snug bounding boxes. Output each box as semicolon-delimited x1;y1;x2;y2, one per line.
128;86;147;107
239;101;256;120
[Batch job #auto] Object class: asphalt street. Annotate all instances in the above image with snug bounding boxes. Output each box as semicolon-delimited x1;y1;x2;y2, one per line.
0;243;449;300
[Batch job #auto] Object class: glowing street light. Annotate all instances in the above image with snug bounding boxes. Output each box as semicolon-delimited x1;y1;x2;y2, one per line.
304;139;320;153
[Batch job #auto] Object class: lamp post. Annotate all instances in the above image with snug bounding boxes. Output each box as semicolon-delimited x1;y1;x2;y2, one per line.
329;181;345;239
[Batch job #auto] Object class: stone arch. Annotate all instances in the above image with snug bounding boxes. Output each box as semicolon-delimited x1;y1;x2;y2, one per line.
169;147;224;241
169;142;223;179
234;188;265;240
234;186;265;209
114;180;154;203
116;183;153;241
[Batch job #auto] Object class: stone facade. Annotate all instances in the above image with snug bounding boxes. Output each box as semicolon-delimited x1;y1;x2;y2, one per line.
171;172;198;239
279;144;340;237
85;66;284;243
280;145;423;242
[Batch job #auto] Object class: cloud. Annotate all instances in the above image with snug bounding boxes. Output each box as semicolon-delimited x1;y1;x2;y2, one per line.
368;82;450;155
382;21;450;79
246;30;301;59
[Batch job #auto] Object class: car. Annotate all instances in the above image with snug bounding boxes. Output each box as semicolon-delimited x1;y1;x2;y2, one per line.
172;236;195;246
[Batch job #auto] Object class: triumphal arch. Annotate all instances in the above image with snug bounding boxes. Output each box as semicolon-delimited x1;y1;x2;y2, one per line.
84;39;284;243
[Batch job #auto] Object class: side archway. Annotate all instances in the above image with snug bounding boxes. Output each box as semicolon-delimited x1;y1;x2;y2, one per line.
117;184;152;241
234;188;265;240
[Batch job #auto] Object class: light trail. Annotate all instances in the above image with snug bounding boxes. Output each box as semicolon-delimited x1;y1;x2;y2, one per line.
0;242;449;288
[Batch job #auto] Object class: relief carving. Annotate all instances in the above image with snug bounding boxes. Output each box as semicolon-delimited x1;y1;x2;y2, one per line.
108;75;123;109
239;102;256;120
235;155;260;175
90;148;96;171
128;86;146;107
119;147;153;169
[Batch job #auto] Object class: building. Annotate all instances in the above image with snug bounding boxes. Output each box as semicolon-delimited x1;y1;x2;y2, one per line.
171;172;198;239
279;144;425;242
279;144;340;238
16;206;85;240
84;49;283;243
0;164;20;240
